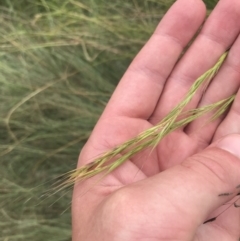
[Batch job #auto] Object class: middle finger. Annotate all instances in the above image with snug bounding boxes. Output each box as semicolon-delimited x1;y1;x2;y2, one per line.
185;34;240;148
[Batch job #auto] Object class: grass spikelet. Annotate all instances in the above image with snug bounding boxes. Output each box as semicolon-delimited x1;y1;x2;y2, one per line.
59;52;230;190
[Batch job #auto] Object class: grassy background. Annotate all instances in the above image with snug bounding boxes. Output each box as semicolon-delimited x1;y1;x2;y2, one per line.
0;0;218;240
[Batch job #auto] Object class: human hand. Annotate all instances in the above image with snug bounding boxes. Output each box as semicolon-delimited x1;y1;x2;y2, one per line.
72;0;240;240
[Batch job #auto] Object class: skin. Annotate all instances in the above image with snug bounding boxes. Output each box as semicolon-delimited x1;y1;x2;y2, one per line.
72;0;240;240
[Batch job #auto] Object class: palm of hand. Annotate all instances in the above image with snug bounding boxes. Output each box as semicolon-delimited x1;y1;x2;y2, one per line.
73;0;240;240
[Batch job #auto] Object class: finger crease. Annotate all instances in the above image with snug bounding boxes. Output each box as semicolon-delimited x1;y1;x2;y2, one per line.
200;32;229;50
155;31;185;49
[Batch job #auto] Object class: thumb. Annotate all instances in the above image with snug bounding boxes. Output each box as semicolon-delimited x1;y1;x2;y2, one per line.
113;134;240;240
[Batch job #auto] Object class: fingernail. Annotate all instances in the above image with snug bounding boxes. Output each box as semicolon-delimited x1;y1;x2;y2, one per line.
217;134;240;159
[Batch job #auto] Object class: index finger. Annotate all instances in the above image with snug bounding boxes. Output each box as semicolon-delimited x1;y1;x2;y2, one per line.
102;0;206;120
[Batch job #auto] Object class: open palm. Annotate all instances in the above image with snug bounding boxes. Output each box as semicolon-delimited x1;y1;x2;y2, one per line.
73;0;240;240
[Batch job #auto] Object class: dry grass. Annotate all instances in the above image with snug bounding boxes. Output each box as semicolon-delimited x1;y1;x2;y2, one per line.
59;52;234;191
